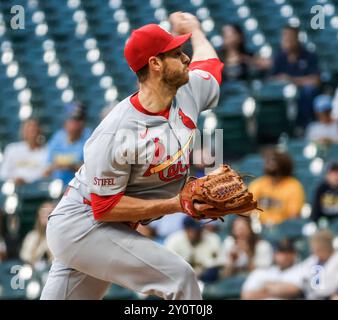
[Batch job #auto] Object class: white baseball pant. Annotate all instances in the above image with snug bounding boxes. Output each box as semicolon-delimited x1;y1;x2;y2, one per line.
40;186;202;300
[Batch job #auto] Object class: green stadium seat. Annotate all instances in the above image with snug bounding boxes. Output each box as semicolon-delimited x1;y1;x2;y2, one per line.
286;139;309;155
294;238;310;260
104;284;139;300
202;275;247;299
1;1;337;294
238;154;264;178
329;218;338;236
324;144;338;160
261;218;308;243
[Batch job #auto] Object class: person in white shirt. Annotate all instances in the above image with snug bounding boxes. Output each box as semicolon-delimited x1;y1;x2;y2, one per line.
305;94;338;144
330;87;338;121
0;118;47;185
217;216;273;277
280;229;338;299
164;216;222;277
244;230;338;300
149;213;186;242
241;239;298;299
0;236;6;261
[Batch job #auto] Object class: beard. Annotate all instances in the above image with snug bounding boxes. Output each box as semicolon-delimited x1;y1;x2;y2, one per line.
161;62;189;89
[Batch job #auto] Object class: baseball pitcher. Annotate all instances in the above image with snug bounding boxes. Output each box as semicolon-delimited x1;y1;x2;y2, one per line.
41;12;255;300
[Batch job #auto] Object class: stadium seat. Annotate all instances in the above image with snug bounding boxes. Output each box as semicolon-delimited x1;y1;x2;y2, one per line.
104;284;139;300
1;0;338;302
329;218;338;236
238;153;264;177
261;218;308;243
286;138;308;150
202;275;247;299
324;144;338;160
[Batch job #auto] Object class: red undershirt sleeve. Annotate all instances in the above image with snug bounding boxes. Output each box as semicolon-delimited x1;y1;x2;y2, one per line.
189;58;224;85
90;192;124;220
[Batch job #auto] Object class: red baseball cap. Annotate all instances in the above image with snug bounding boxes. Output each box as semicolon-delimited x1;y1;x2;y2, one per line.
124;24;192;73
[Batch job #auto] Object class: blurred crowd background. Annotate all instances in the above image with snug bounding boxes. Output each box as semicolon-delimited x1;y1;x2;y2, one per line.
1;0;338;300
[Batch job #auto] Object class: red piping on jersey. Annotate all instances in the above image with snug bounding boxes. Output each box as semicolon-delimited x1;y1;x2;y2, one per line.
188;58;224;85
90;192;124;220
130;93;170;119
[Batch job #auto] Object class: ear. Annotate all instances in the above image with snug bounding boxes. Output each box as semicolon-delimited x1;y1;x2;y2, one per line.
148;56;163;72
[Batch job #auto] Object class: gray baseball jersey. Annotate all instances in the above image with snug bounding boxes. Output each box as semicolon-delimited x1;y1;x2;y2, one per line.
69;67;220;203
41;60;222;300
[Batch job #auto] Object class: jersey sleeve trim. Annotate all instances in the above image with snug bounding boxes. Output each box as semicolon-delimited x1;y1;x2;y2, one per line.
90;192;124;220
188;58;224;85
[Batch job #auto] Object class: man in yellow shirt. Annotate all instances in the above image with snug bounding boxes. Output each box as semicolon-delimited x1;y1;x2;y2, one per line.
249;149;305;225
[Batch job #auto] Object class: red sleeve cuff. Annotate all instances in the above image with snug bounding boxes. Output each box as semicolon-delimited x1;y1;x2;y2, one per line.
90;192;124;220
189;58;224;85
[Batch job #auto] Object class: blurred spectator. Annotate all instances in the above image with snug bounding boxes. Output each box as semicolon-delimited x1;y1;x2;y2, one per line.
44;102;91;185
271;26;321;129
20;201;54;266
250;230;338;300
217;217;273;277
0;239;6;261
331;87;338;121
241;239;298;299
149;213;186;243
249;149;305;225
4;215;21;260
0;213;6;261
217;24;270;82
305;94;338;144
150;212;221;245
0;118;47;185
164;216;221;278
311;161;338;223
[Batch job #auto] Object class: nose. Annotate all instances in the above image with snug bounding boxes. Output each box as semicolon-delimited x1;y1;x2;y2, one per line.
182;52;190;66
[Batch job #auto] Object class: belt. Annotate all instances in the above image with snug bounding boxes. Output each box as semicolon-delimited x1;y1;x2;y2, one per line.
63;186;139;230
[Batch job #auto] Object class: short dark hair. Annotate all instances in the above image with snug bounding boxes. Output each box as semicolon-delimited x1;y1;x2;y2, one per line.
264;149;294;177
135;53;166;83
327;161;338;173
273;239;296;253
136;64;150;83
222;23;247;54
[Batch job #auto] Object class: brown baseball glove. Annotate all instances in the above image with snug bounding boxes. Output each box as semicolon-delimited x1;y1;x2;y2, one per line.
179;164;260;221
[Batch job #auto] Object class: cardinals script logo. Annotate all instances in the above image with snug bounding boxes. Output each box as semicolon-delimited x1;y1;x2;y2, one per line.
143;133;193;182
